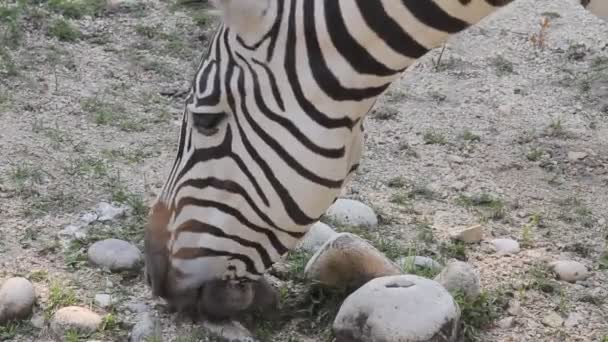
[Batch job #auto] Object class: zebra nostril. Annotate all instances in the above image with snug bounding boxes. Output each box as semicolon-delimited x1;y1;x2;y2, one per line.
191;112;227;135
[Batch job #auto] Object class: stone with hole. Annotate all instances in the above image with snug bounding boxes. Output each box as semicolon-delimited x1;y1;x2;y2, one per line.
0;277;36;323
333;275;460;342
304;233;402;289
324;199;378;229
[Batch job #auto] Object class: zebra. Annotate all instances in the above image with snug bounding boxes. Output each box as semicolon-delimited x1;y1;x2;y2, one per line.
144;0;605;320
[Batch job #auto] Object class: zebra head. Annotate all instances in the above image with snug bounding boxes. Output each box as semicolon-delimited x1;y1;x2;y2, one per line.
144;0;368;318
144;0;604;319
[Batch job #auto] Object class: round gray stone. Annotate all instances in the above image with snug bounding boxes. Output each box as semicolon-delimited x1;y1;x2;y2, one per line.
130;312;161;342
296;221;338;253
549;260;590;283
88;239;142;271
491;239;520;255
324;199;378;229
333;275;460;342
396;256;443;274
0;277;36;323
434;261;480;299
51;306;102;336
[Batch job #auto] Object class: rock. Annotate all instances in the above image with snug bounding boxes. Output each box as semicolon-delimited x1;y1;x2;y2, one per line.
396;256;443;273
491;239;520;255
95;202;126;222
497;316;515;329
30;313;45;329
94;294;112;308
50;306;102;336
507;299;522;316
450;181;467;191
0;277;36;323
304;233;401;288
88;239;142;272
58;224;88;240
549;260;590;283
296;221;338;253
333;275;460;342
447;155;464;164
542;312;563;328
324;199;378;229
130;312;161;342
125;301;149;313
434;261;481;299
564;312;583;328
80;212;98;225
567;151;588;161
449;224;483;243
201;320;256;342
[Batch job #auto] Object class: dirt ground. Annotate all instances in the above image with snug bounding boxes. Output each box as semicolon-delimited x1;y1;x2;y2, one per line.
0;0;607;341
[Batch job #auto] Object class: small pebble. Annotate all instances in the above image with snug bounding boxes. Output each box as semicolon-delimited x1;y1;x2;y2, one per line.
542;312;563;328
296;221;338;253
130;312;161;342
450;224;483;243
549;260;590;283
567;151;588;161
125;301;150;314
507;299;523;316
491;238;520;255
0;277;36;323
396;256;443;273
497;316;515;329
51;306;102;336
324;199;378;229
94;294;112;308
88;239;142;272
95;202;126;222
564;312;583;328
447;155;464;164
434;261;480;299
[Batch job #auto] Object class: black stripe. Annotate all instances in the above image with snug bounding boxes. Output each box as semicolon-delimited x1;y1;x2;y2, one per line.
175;177;290;239
248;57;345;159
284;0;356;130
173;246;261;276
303;0;391;101
223;31;319;226
174;127;270;207
174;196;299;252
401;0;470;34
251;58;285;112
355;0;429;59
324;0;402;77
234;0;284;61
235;53;346;185
176;220;274;269
195;61;221;107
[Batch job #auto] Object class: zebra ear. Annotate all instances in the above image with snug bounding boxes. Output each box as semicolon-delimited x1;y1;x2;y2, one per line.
211;0;271;33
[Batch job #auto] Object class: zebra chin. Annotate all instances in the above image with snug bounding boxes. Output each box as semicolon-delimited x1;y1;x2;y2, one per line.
142;201;279;321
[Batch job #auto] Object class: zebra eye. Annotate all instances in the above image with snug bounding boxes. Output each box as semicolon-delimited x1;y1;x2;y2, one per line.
191;112;227;135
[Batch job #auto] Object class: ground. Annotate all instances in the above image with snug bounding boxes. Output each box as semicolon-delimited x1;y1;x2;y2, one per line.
0;0;607;341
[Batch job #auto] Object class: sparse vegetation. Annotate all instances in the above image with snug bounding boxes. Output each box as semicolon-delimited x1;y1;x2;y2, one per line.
453;289;508;342
491;55;514;76
48;18;81;42
423;130;448;145
457;193;506;221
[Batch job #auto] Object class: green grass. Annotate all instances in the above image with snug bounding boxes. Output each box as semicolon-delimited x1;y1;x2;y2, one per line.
48;18;81;42
526;148;544;161
47;0;107;19
490;55;514;76
457;193;506;221
45;280;78;319
0;321;34;341
452;289;508;342
460;129;481;142
423;130;448;145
